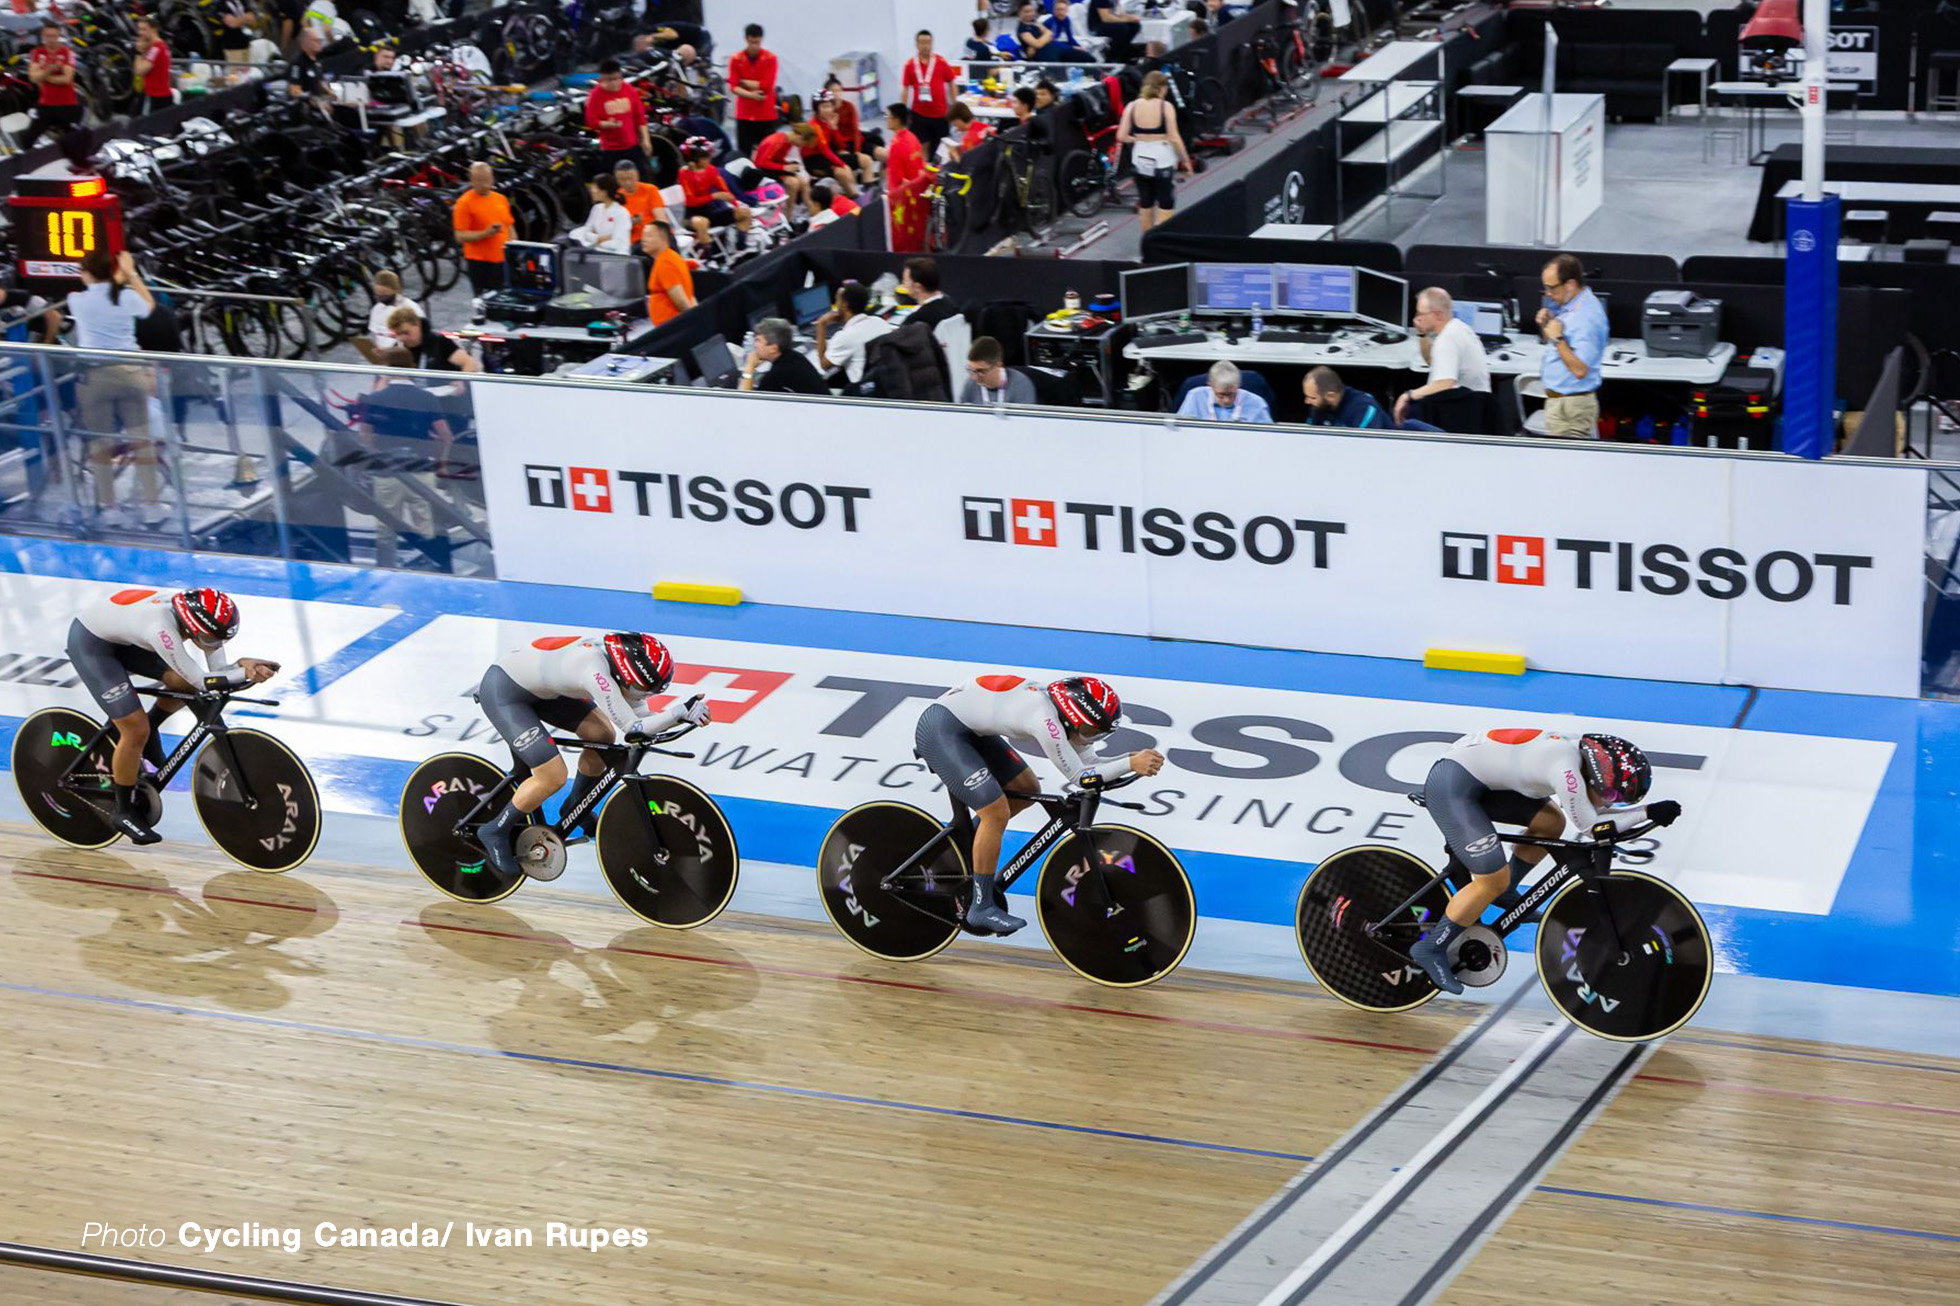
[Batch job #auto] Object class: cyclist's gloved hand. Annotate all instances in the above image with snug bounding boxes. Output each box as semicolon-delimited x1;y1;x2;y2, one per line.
1647;799;1682;827
680;694;711;727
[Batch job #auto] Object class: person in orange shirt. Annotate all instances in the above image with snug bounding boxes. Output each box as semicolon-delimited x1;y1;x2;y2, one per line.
642;220;695;326
453;162;516;296
614;159;668;245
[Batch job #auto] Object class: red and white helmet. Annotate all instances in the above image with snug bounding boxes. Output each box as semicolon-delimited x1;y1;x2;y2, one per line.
603;632;675;694
1048;676;1121;735
172;588;239;643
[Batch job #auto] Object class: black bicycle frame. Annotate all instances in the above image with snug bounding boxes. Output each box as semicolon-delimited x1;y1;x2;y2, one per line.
447;725;699;851
877;784;1137;899
58;685;274;809
1369;820;1656;960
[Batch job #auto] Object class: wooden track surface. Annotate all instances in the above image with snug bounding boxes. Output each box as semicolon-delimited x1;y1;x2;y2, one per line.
6;825;1955;1305
0;828;1462;1306
1440;1031;1960;1303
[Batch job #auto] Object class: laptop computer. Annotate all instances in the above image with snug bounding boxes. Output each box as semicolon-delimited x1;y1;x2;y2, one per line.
690;334;739;387
793;284;831;327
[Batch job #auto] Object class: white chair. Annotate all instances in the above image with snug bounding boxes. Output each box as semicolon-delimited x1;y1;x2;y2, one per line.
1513;373;1551;437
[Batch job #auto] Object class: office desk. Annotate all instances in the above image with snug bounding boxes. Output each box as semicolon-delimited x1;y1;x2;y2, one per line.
1125;327;1736;385
1251;222;1334;241
1772;178;1960;239
1340;40;1442;83
1709;81;1857;162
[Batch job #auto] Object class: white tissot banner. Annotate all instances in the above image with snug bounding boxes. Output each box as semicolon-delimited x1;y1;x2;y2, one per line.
474;382;1928;697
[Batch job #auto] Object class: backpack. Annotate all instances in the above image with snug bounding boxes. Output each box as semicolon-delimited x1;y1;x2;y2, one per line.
862;320;951;401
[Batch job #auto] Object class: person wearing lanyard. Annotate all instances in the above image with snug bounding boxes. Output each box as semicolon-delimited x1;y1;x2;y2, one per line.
958;337;1036;407
1535;252;1608;439
69;249;166;527
1177;361;1272;422
901;31;958;155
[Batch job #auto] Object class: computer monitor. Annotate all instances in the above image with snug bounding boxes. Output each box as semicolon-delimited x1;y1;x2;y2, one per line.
690;334;737;385
1275;264;1355;315
503;242;559;295
1354;268;1409;331
793;284;832;327
560;248;642;302
1120;263;1191;322
1453;299;1509;337
1191;263;1275;312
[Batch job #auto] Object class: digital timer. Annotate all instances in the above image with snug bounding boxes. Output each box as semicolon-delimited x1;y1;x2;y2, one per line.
8;162;124;286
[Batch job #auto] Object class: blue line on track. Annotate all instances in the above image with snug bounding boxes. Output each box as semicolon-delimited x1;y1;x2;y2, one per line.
1538;1186;1960;1244
0;980;1314;1164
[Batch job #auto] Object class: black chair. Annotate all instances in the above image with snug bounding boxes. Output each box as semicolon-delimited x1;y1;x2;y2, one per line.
1419;386;1500;435
1173;368;1277;414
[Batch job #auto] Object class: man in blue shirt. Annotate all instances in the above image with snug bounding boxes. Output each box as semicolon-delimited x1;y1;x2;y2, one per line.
1535;253;1608;438
1041;0;1097;62
1178;360;1273;422
1302;367;1385;429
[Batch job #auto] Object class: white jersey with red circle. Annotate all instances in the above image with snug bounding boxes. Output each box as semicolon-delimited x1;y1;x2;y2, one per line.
496;635;684;734
937;674;1131;786
1442;727;1651;835
78;587;238;687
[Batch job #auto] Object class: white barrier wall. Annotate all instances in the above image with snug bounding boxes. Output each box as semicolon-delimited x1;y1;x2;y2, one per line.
474;384;1929;697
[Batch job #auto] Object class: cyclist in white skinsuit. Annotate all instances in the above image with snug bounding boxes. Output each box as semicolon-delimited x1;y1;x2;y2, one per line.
67;587;279;845
915;674;1165;934
1409;727;1681;994
474;632;711;879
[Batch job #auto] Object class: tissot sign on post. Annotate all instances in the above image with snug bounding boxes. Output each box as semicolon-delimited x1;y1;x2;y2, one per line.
473;379;1927;696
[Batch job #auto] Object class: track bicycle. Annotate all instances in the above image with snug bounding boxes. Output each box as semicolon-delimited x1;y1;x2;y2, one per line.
994;134;1060;243
923;161;972;253
1056;122;1129;220
816;774;1195;988
1295;796;1711;1040
400;723;739;929
12;682;321;873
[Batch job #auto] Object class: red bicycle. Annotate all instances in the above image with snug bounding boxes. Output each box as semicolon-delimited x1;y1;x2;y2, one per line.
1057;121;1128;220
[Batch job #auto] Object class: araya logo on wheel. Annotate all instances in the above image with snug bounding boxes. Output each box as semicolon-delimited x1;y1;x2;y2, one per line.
831;842;879;928
523;464;872;532
962;496;1346;567
1557;926;1620;1012
258;782;302;853
1060;847;1135;907
423;772;491;815
648;796;719;862
1440;531;1874;604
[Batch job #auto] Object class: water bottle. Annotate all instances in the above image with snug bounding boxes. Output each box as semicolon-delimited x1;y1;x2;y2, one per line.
1250;304;1265;337
471;296;486;324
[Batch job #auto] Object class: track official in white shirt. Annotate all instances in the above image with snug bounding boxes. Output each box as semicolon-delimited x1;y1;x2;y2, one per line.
1396;286;1491;428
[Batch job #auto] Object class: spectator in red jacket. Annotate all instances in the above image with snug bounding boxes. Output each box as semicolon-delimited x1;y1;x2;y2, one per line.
22;22;82;151
584;60;652;179
900;30;958;155
727;23;779;158
748;122;817;209
814;92;873;192
134;18;173;116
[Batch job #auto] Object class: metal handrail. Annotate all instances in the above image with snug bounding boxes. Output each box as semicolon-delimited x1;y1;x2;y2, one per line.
0;1241;481;1306
0;338;1950;470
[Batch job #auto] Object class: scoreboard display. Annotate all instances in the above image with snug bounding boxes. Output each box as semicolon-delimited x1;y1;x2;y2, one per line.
8;165;124;285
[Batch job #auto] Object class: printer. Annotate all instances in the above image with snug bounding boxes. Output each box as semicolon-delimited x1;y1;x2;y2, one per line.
1643;290;1722;358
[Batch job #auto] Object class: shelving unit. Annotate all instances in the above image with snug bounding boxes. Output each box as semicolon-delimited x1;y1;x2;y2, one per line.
1334;77;1447;235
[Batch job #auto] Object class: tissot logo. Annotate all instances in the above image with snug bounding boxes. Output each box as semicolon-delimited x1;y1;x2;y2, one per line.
1441;532;1874;604
963;497;1345;566
524;465;870;531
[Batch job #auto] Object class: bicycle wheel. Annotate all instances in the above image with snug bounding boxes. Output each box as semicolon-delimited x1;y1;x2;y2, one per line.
1035;824;1194;987
1278;35;1308;87
12;707;119;850
1536;871;1713;1041
1057;150;1104;220
1296;845;1450;1012
220;304;279;359
1191;76;1227;137
926;197;951;254
596;775;740;929
1024;166;1060;241
191;729;321;873
816;801;965;963
399;752;524;904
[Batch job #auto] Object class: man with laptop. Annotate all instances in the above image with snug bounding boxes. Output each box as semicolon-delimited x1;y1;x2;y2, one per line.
1395;286;1491;430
